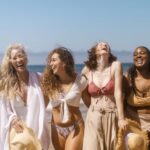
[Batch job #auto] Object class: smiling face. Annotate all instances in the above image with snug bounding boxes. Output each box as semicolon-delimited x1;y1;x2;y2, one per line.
50;52;65;75
10;49;27;73
133;47;150;68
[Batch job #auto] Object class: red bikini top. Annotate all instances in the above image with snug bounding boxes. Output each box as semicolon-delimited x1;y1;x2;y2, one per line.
88;68;114;97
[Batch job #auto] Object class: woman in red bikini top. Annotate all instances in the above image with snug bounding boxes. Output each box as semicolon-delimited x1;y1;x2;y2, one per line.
88;67;114;97
81;42;128;150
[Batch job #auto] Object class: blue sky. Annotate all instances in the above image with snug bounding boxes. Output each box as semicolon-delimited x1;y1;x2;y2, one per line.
0;0;150;63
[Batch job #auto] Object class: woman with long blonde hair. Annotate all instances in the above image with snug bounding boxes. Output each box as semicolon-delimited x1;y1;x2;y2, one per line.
0;43;50;150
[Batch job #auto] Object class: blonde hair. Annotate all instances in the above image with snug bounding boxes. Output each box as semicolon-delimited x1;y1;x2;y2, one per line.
0;43;27;100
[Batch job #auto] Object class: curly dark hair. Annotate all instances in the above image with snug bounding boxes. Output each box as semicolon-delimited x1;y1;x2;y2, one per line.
41;47;75;98
128;46;150;93
84;42;117;70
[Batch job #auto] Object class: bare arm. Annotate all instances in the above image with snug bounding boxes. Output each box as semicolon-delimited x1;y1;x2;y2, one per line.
114;61;128;129
82;86;91;108
114;61;124;120
81;66;91;108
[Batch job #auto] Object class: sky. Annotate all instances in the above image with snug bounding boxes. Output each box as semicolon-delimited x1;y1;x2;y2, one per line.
0;0;150;63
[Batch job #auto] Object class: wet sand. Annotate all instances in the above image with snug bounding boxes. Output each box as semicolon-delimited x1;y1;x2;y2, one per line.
48;103;88;150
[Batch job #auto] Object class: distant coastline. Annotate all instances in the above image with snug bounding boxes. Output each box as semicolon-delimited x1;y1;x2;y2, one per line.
0;50;133;65
0;50;133;73
28;63;132;73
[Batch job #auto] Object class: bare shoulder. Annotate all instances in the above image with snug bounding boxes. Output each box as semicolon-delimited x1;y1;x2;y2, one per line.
111;60;122;71
112;60;122;67
81;66;90;80
81;66;90;75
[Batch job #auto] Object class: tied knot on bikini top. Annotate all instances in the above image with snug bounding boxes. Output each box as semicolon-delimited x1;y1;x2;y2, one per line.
88;68;114;97
48;74;87;123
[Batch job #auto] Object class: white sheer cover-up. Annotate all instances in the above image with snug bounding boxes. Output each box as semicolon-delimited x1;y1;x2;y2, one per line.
46;74;87;123
0;72;50;150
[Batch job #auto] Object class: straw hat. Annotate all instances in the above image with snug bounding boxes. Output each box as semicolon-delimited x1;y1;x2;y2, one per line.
127;133;144;150
9;121;42;150
116;118;149;150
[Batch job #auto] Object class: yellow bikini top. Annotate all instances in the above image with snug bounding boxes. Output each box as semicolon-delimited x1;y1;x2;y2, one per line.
127;91;150;107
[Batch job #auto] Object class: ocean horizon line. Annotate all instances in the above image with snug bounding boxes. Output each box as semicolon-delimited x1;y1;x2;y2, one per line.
28;62;132;66
28;63;133;73
0;51;133;65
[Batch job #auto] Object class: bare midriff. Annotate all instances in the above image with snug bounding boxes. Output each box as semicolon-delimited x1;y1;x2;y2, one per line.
52;105;83;127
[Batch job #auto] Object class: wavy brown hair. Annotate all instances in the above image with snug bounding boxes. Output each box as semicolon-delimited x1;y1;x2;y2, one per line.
41;47;75;98
84;42;117;70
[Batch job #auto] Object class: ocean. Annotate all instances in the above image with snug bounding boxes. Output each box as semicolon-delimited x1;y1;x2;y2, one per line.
28;63;132;73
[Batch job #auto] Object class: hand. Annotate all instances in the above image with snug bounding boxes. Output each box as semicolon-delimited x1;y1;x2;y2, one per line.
11;119;24;133
118;119;128;131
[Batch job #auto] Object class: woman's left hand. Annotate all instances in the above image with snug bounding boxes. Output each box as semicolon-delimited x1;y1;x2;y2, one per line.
118;119;128;131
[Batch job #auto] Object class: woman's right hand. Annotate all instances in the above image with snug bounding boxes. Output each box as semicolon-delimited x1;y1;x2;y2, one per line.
11;118;24;133
118;119;128;131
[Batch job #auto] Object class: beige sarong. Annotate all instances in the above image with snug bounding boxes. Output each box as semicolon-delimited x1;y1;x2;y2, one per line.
83;105;118;150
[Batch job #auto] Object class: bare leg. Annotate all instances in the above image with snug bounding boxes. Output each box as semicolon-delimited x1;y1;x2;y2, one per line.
65;122;84;150
51;125;66;150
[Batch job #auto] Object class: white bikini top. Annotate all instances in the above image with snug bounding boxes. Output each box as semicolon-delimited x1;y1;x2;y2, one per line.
11;96;27;121
47;74;87;123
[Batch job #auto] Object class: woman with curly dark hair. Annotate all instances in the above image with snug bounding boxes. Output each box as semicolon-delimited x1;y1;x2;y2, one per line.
124;46;150;149
41;47;87;150
81;42;128;150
